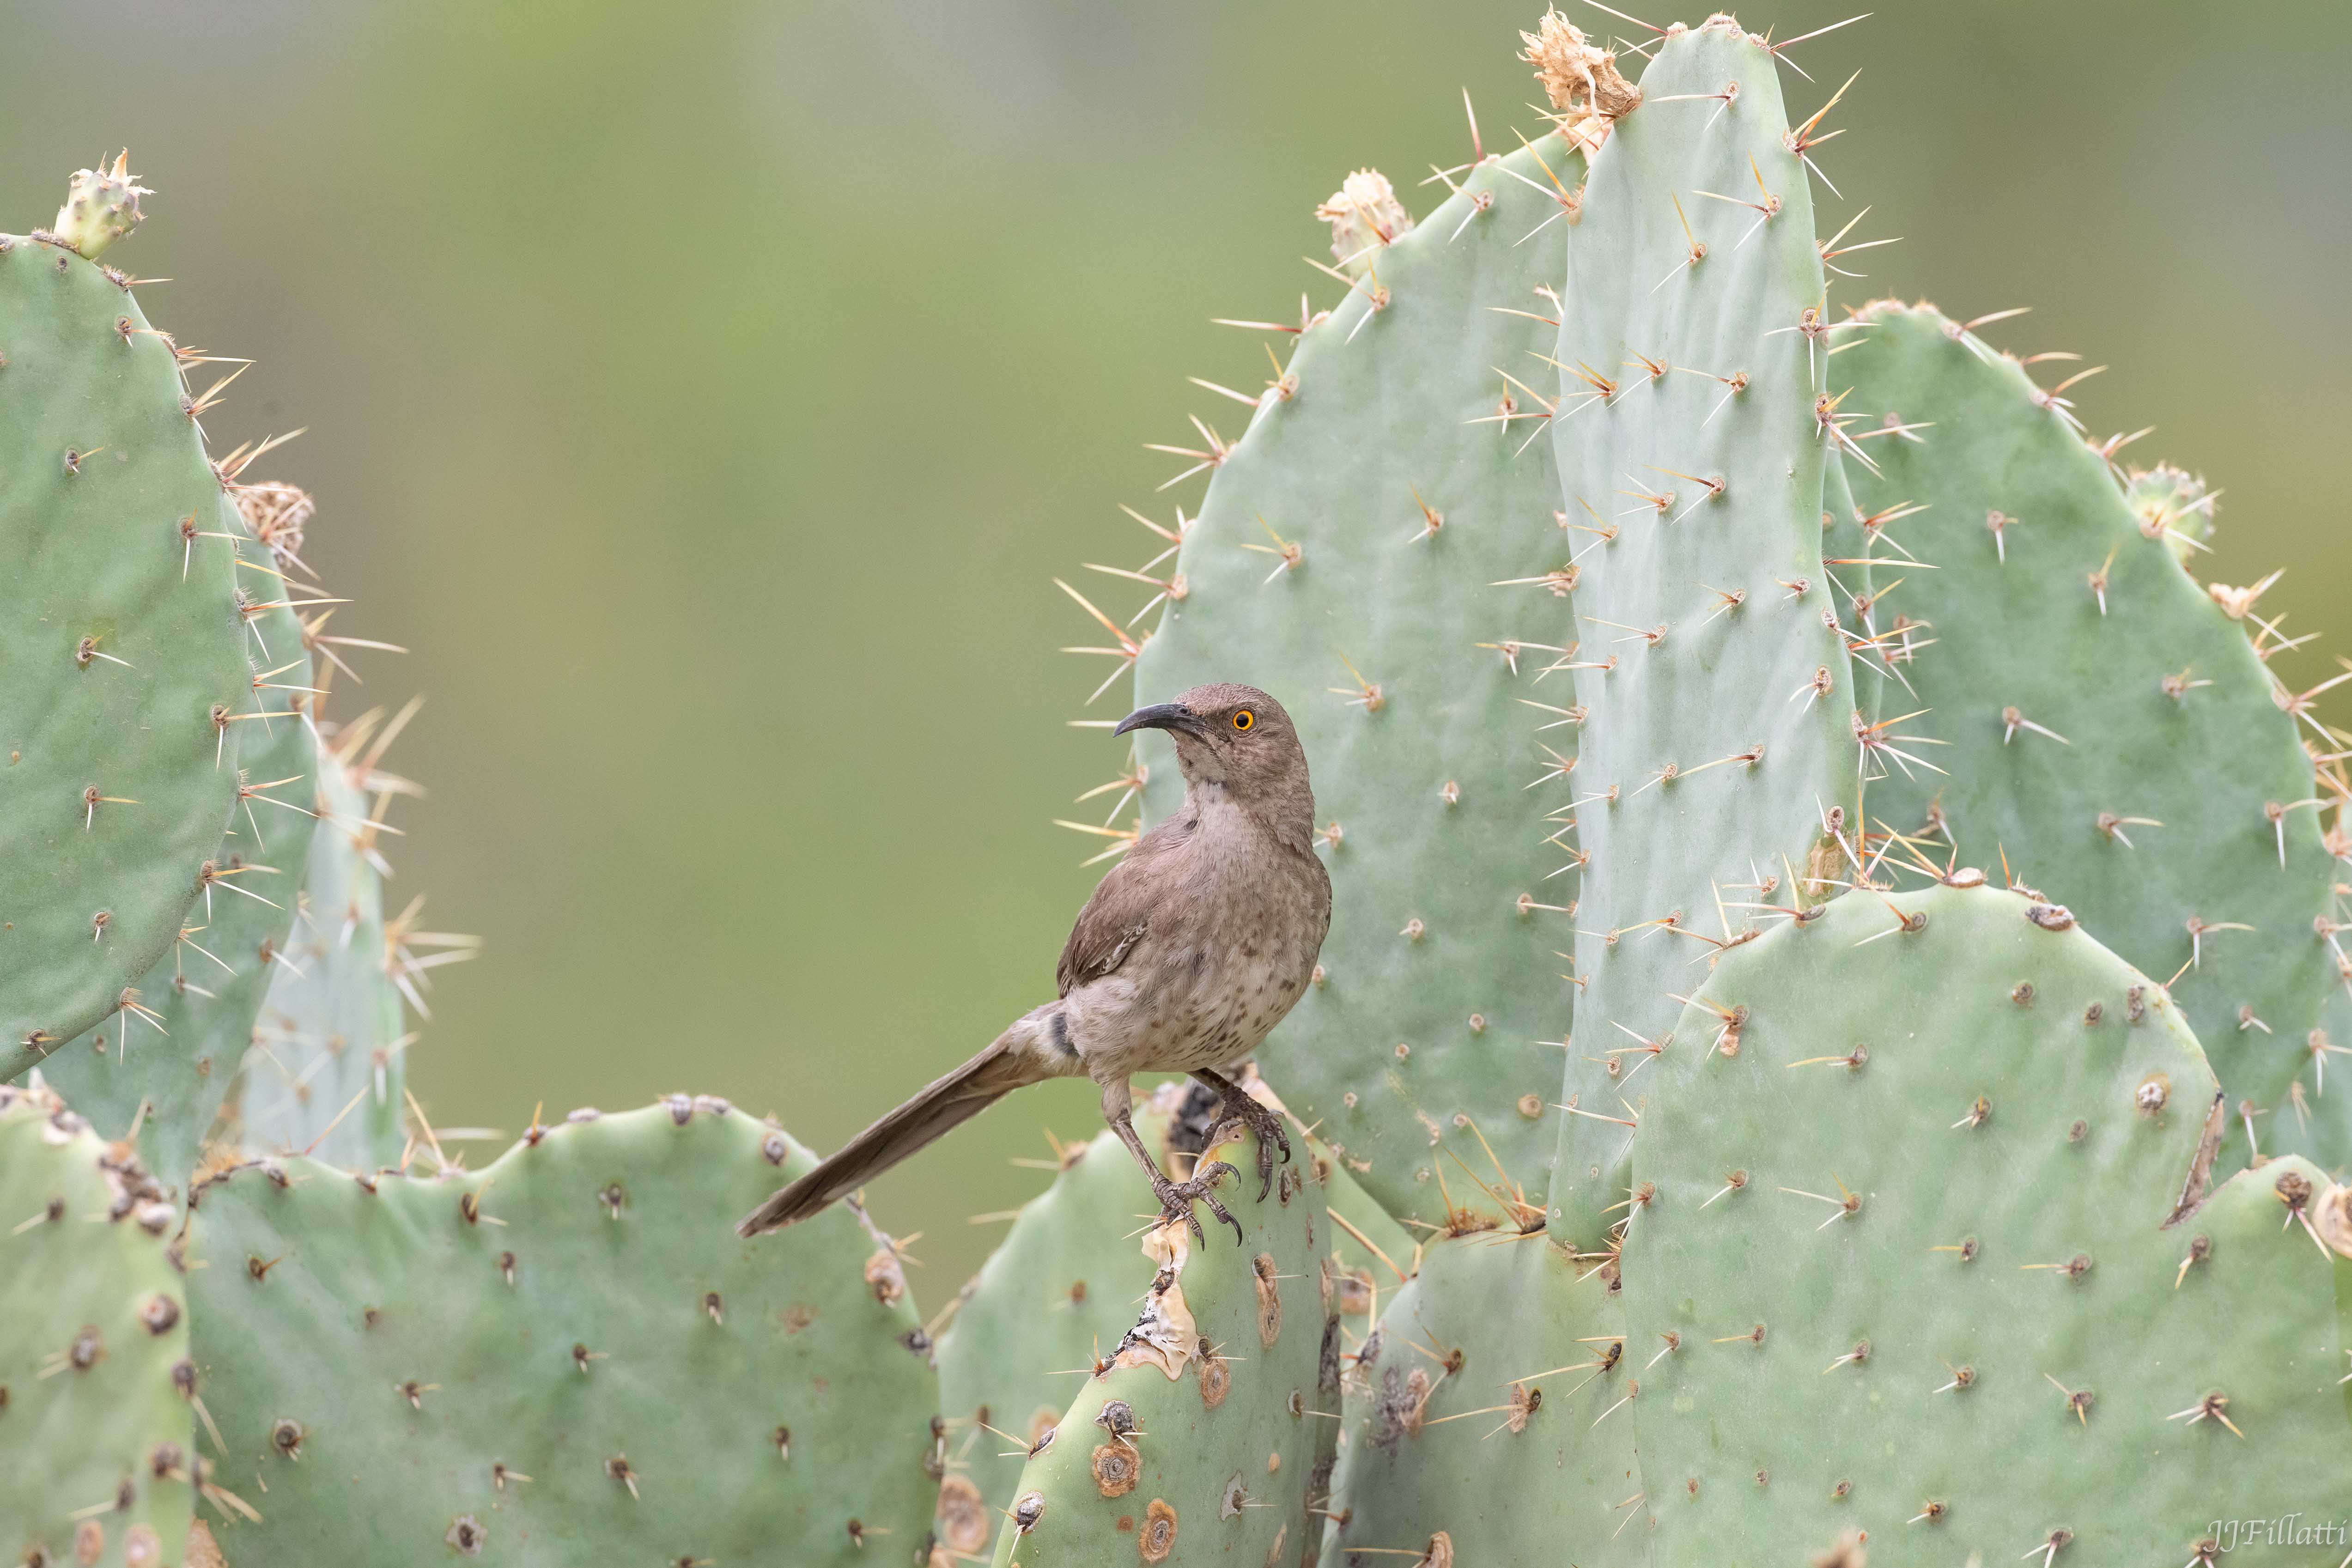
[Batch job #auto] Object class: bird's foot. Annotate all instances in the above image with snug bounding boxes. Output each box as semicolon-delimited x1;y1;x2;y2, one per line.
1152;1160;1242;1246
1209;1089;1292;1201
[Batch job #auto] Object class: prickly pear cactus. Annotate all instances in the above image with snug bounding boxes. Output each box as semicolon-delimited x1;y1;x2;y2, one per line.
1320;1230;1643;1568
1544;17;1861;1244
0;1082;194;1568
1624;881;2352;1560
1124;123;1594;1234
186;1098;941;1565
1838;301;2347;1173
989;1124;1338;1567
0;211;255;1074
41;492;318;1191
940;1084;1410;1556
938;1093;1186;1546
236;716;412;1167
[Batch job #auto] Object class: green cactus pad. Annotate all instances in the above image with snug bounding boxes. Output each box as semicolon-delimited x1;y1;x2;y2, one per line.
988;1123;1339;1568
1838;300;2346;1173
938;1094;1186;1548
185;1097;940;1565
1623;881;2352;1562
41;494;318;1192
940;1086;1411;1557
236;719;410;1168
0;1082;194;1568
1127;131;1589;1234
1544;17;1858;1243
0;230;253;1075
1319;1231;1643;1568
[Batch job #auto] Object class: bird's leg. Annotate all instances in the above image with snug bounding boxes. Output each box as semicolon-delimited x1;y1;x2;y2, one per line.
1188;1066;1292;1200
1107;1102;1241;1247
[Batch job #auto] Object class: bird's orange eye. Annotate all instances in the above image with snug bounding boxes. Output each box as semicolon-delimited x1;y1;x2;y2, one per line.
1232;710;1254;731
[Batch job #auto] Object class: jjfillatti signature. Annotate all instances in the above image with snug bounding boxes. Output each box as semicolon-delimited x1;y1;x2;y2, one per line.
2205;1515;2351;1553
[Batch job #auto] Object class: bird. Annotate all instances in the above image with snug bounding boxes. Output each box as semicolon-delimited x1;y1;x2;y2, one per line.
737;682;1331;1244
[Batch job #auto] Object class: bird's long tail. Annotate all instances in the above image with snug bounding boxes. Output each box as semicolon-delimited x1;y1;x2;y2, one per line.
736;1019;1055;1237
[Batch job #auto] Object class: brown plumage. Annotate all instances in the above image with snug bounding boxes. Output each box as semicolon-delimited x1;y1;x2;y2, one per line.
737;682;1331;1241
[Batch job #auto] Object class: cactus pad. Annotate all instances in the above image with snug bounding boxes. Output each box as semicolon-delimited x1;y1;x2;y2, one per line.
1623;881;2352;1561
938;1093;1186;1546
988;1124;1338;1567
0;227;253;1074
235;718;411;1168
1319;1230;1643;1567
41;494;318;1191
1838;300;2346;1173
941;1085;1410;1556
1544;17;1858;1242
0;1082;194;1568
185;1098;941;1565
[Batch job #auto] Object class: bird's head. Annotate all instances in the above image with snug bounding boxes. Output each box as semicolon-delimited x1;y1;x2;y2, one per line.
1113;683;1311;817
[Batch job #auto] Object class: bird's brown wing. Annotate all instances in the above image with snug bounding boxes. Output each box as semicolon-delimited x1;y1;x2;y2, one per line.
1055;820;1182;996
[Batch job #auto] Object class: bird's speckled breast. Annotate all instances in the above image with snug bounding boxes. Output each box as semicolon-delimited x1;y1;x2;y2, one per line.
1067;796;1329;1081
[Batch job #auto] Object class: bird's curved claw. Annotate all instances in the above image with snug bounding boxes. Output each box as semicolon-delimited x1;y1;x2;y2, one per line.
1155;1160;1243;1246
1214;1093;1294;1201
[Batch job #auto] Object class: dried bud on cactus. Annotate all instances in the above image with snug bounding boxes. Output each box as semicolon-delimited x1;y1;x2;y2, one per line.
235;481;316;571
1519;11;1640;129
1315;169;1412;278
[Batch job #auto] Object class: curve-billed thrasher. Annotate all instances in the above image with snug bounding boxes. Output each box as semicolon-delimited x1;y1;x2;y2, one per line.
738;682;1331;1243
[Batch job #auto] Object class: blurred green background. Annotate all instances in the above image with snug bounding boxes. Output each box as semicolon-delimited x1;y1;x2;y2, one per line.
8;0;2346;1289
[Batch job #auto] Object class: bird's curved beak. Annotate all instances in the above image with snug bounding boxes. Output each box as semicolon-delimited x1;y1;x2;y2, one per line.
1113;702;1209;741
